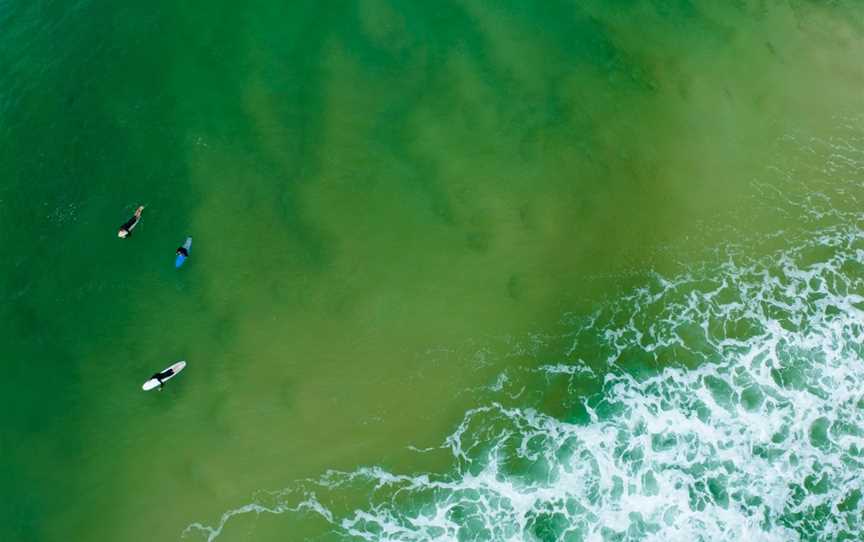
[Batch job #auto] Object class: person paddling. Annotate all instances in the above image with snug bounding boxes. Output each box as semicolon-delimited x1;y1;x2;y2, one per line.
118;206;145;238
149;366;175;391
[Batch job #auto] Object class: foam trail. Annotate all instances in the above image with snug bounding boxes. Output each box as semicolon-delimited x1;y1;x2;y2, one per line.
183;493;332;542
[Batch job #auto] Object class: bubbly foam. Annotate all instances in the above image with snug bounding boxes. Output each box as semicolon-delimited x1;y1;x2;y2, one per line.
185;220;864;541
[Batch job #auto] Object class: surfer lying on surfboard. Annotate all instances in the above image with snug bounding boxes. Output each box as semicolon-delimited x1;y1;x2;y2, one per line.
149;367;176;391
117;205;145;238
175;237;192;268
143;361;186;391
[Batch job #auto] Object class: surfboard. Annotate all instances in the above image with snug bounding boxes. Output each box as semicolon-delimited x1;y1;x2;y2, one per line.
142;360;186;391
175;237;192;268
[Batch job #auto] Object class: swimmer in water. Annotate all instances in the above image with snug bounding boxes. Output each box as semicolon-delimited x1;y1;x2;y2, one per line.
118;206;144;238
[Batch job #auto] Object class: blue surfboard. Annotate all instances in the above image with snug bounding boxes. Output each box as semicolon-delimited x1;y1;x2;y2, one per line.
175;237;192;268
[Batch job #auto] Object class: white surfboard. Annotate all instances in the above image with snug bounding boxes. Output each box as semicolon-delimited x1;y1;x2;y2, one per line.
142;361;186;391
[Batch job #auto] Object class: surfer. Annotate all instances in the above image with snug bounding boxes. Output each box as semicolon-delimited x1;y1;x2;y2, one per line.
175;237;192;268
142;361;186;391
117;205;145;238
149;367;175;391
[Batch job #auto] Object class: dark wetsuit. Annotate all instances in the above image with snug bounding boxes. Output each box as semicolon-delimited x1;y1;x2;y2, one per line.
151;367;175;388
176;246;189;257
155;368;175;380
119;215;140;237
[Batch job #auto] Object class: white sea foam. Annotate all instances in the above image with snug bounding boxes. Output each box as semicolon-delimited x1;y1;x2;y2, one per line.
185;221;864;542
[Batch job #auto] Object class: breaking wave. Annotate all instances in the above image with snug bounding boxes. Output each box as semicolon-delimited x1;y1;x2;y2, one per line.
185;123;864;541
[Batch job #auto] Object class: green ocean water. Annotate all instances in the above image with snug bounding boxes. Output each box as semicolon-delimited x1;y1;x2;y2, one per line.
2;1;864;541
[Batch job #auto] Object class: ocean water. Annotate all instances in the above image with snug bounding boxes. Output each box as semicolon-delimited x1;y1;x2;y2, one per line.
186;125;864;542
2;1;863;541
190;217;864;541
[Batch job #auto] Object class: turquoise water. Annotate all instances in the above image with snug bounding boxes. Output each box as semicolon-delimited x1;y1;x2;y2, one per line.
2;1;864;541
